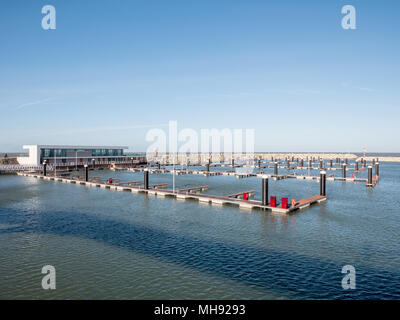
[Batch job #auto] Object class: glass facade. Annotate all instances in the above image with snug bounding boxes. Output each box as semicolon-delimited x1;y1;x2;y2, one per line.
40;148;124;158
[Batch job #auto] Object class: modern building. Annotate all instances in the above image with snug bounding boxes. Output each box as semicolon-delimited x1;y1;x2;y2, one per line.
17;145;130;166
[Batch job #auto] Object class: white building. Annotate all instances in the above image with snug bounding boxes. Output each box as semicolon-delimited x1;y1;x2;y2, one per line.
17;145;129;166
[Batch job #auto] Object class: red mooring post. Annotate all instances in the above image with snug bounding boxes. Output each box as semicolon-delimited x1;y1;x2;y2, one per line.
270;196;277;207
281;197;288;209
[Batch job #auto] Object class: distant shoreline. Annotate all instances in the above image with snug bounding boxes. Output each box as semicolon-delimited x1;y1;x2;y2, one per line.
146;153;400;163
2;152;400;163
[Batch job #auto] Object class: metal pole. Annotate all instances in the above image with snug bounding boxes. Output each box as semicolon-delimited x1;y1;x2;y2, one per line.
375;163;379;176
173;153;176;192
144;169;149;190
274;162;278;176
43;161;47;176
262;177;268;206
84;165;88;182
320;171;326;196
368;166;372;185
342;164;346;179
54;149;57;177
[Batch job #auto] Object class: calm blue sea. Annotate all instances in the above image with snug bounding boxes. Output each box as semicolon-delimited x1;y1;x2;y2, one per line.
0;162;399;299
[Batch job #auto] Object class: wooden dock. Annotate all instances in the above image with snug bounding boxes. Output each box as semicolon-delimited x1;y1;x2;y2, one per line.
17;172;326;214
114;180;142;186
148;183;168;189
129;165;381;188
178;185;209;193
225;190;256;199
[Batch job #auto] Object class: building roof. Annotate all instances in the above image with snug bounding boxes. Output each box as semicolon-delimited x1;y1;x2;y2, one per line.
23;145;129;149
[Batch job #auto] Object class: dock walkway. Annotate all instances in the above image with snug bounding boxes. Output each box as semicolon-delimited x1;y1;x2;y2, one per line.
18;172;326;214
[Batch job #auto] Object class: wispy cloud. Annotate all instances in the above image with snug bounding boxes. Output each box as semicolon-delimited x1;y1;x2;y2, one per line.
15;98;54;110
340;82;375;92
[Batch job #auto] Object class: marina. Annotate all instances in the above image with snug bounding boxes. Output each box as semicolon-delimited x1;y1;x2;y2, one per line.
14;155;381;216
1;0;399;303
17;170;327;214
2;158;399;299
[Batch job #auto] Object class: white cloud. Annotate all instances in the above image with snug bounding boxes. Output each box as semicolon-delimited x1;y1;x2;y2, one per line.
15;98;54;110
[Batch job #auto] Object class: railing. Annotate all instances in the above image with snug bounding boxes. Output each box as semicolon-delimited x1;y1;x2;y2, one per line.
0;164;53;172
0;156;147;172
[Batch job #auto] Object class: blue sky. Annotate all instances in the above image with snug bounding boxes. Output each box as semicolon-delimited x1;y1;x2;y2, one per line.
0;0;399;152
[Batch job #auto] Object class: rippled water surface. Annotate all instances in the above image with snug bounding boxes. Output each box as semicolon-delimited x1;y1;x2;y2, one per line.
1;163;400;299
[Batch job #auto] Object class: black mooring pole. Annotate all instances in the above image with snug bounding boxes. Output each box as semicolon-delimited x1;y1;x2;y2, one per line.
368;166;373;185
84;165;88;182
342;164;346;179
375;163;379;176
274;162;278;176
144;169;149;190
43;161;47;176
320;171;326;196
262;177;268;206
